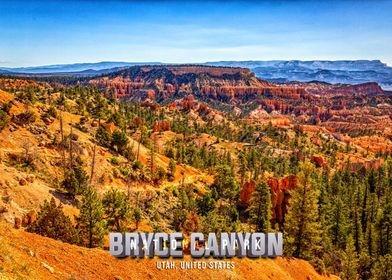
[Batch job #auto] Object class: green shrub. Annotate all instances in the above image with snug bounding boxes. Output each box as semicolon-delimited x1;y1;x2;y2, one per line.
95;126;111;147
108;156;119;165
27;198;77;244
14;110;36;125
0;110;9;131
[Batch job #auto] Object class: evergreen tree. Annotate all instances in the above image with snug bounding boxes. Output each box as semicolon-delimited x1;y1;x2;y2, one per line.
91;93;107;126
341;235;359;280
371;255;392;280
0;109;9;131
27;198;76;244
132;207;143;229
212;164;240;200
77;187;107;248
62;159;89;197
284;160;322;259
248;180;272;232
167;158;176;180
95;126;111;148
111;129;129;154
196;192;216;216
102;188;130;231
147;134;157;181
376;201;392;256
328;196;349;248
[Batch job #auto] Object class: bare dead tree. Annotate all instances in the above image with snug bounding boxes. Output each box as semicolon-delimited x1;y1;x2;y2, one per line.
58;107;68;177
59;110;64;143
69;122;73;168
137;131;142;161
89;143;97;185
22;139;32;161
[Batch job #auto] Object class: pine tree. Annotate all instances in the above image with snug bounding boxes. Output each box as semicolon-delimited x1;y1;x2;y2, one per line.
167;158;176;180
248;180;272;232
196;192;216;216
0;109;9;131
62;159;89;197
328;196;349;248
77;187;107;248
376;201;392;256
371;254;392;280
341;235;359;280
111;129;129;154
212;164;240;201
132;207;143;229
95;126;111;147
147;134;157;181
91;92;107;127
27;198;76;244
102;188;130;231
284;160;322;259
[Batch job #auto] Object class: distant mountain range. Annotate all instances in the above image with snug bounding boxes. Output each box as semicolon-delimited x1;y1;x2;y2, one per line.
1;60;392;89
0;61;162;74
206;60;392;90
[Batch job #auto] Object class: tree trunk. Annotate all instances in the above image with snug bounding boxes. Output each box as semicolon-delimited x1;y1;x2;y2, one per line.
90;144;97;185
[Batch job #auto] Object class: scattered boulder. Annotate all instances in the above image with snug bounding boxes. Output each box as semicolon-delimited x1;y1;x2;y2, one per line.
22;210;36;227
0;204;8;213
70;133;79;141
14;217;21;229
102;122;116;133
19;178;27;186
47;134;55;140
42;117;54;125
28;125;47;135
80;148;89;156
38;141;48;147
26;175;35;183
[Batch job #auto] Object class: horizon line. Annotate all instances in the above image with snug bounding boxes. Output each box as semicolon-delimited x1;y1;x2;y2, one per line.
1;59;389;69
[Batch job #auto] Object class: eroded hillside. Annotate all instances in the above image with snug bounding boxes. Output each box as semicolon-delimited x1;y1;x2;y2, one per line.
0;67;391;279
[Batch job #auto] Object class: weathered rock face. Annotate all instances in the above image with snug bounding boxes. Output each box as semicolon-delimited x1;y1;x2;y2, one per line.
14;210;36;229
239;175;299;229
324;82;384;96
346;158;385;172
153;120;170;132
311;155;327;168
239;180;256;207
281;81;384;96
89;65;391;135
267;175;299;229
89;65;312;104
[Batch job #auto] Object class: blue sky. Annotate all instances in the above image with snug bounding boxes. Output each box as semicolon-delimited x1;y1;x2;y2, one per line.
0;0;391;67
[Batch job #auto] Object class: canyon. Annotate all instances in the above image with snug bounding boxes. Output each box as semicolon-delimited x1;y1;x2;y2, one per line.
88;65;392;136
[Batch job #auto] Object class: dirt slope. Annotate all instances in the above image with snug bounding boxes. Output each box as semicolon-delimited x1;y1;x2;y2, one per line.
0;222;338;280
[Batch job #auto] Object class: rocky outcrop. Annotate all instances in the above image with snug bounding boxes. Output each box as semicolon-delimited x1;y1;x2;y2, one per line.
239;180;256;207
239;175;299;229
311;155;327;168
14;210;36;229
87;66;390;135
89;65;313;105
347;158;384;172
153;120;170;132
268;175;299;229
323;82;384;96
